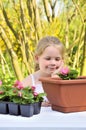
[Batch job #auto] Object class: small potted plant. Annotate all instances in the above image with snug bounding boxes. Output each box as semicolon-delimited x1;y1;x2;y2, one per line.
40;67;86;113
8;80;45;117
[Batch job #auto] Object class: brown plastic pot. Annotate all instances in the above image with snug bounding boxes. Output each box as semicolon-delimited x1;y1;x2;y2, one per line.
40;76;86;113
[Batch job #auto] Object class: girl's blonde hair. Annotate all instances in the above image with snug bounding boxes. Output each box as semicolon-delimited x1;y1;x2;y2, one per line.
34;36;65;71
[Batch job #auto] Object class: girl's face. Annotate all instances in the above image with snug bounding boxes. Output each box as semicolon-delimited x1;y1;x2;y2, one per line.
36;46;63;76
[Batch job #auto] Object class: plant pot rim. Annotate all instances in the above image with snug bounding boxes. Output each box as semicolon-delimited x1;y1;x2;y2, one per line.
39;76;86;85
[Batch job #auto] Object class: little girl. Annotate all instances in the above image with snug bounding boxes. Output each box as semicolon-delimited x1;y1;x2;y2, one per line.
22;36;65;106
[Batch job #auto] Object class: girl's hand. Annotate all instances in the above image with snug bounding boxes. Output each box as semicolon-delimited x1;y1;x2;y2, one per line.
51;61;64;78
42;101;51;107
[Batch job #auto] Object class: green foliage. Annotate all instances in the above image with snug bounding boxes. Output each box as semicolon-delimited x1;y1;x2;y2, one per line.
58;67;78;80
8;81;46;104
0;80;46;104
0;75;16;88
0;84;11;101
67;69;78;79
8;86;34;104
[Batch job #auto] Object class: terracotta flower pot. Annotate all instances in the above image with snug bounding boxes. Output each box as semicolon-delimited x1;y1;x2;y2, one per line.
40;76;86;113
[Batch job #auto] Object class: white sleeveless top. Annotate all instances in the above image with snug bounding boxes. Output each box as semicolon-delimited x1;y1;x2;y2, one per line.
30;74;48;101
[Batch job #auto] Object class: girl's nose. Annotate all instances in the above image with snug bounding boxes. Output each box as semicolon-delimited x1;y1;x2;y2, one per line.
50;60;56;65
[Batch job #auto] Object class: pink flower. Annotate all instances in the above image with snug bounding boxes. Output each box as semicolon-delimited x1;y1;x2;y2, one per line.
0;91;4;94
14;80;22;86
14;80;20;87
0;80;2;86
14;80;24;90
60;67;69;75
34;92;38;97
16;85;24;90
31;86;36;91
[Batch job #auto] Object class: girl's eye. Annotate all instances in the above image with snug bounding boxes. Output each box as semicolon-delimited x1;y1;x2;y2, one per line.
55;58;61;61
45;57;51;60
44;57;61;61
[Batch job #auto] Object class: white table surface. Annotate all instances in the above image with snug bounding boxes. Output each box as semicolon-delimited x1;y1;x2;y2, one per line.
0;107;86;130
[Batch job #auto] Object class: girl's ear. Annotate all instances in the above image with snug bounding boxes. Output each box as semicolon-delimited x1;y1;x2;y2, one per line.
34;55;39;63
